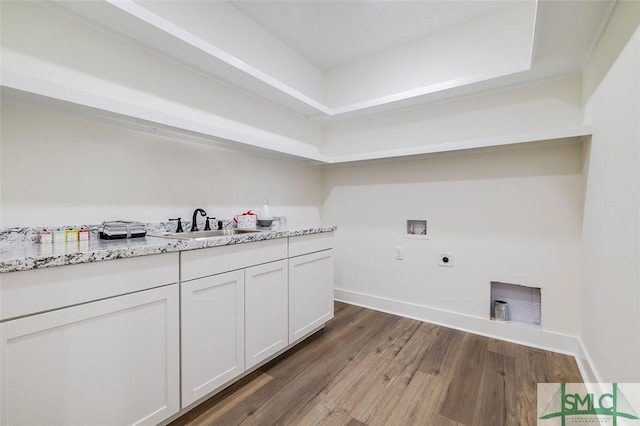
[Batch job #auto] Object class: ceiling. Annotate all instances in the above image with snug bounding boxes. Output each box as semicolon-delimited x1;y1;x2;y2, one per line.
42;0;615;121
2;0;609;163
229;1;513;70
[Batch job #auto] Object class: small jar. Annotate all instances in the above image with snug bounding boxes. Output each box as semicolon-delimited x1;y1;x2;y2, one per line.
53;229;66;243
37;230;53;244
78;229;90;241
65;229;79;242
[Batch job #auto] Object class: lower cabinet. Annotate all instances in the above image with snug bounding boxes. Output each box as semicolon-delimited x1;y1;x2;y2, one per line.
245;260;288;369
180;270;245;407
0;235;334;425
289;249;334;344
0;285;180;426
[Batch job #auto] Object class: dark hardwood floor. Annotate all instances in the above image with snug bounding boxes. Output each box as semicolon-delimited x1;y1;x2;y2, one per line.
170;302;582;426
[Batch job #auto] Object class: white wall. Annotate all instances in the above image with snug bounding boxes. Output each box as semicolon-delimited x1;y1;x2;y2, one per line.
322;141;584;337
324;76;584;157
0;101;323;228
1;0;637;381
580;1;640;382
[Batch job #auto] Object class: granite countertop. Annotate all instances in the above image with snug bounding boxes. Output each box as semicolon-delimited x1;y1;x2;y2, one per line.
0;225;337;274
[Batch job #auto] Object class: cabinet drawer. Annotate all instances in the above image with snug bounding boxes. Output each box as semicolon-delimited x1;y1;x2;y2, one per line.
288;232;334;257
0;253;179;321
181;239;287;282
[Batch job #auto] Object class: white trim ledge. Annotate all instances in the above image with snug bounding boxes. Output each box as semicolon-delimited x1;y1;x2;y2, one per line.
0;68;593;165
329;126;592;164
334;287;600;382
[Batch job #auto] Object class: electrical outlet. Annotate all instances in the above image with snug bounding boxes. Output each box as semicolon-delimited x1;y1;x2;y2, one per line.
395;246;404;260
439;253;454;267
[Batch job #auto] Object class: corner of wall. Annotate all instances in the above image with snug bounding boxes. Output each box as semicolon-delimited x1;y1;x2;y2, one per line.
575;338;603;383
582;0;640;123
579;2;640;382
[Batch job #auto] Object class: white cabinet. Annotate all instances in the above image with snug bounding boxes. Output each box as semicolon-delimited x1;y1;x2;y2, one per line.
245;260;288;369
0;253;179;321
289;249;334;344
0;232;334;425
180;240;287;282
288;232;334;258
181;270;244;407
0;284;180;426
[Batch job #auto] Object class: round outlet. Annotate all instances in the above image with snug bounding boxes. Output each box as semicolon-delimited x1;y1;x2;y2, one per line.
439;253;454;267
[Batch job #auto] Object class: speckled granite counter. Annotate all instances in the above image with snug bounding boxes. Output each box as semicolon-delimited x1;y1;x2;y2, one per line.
0;226;336;274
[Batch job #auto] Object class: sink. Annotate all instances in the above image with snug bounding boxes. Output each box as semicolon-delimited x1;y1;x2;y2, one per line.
151;229;261;240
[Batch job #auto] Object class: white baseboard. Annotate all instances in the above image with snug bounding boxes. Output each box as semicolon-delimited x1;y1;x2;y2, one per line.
334;287;599;381
574;339;602;384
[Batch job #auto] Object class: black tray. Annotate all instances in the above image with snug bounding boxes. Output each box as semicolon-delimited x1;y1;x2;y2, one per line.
99;232;146;240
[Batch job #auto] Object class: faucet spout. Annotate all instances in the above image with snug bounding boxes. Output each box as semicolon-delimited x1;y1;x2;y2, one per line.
191;208;207;232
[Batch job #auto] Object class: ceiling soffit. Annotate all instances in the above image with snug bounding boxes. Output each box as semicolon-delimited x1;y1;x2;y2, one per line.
42;0;612;120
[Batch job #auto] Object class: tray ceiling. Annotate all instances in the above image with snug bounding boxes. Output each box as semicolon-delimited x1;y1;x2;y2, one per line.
46;0;613;120
230;0;513;70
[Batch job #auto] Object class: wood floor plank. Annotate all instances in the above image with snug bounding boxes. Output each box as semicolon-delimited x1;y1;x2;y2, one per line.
471;351;515;426
345;418;368;426
190;372;273;425
215;309;400;425
438;333;489;425
350;322;438;425
291;402;334;425
515;345;549;382
348;319;423;420
502;353;519;426
486;337;517;357
168;371;272;426
433;414;467;425
312;317;419;416
171;302;583;426
386;371;446;425
545;351;583;383
418;326;465;378
515;375;538;426
513;344;547;426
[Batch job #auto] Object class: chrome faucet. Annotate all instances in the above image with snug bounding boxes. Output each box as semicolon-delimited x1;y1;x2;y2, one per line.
191;208;207;232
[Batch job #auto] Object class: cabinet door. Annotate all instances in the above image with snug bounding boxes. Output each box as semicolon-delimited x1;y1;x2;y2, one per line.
289;249;334;344
245;260;288;369
0;285;180;426
181;270;244;407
